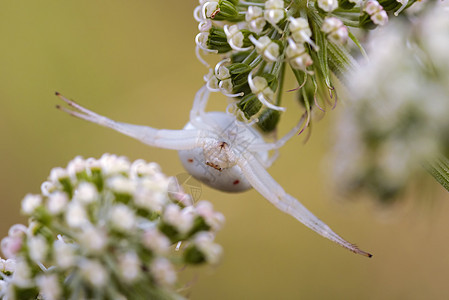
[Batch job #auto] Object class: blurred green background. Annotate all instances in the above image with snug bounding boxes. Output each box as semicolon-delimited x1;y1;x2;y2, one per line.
1;1;449;299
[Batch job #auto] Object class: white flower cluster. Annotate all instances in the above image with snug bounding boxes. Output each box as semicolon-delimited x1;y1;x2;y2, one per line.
332;2;449;201
0;154;225;299
192;0;413;133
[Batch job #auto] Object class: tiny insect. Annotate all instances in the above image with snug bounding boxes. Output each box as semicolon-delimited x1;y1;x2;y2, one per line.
56;86;372;257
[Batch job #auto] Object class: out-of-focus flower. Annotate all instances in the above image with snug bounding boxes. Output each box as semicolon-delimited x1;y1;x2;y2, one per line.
332;2;449;201
0;154;225;299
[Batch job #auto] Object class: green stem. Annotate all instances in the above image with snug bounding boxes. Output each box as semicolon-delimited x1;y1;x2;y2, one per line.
249;54;264;68
275;62;286;105
348;30;368;60
425;156;449;192
242;48;258;65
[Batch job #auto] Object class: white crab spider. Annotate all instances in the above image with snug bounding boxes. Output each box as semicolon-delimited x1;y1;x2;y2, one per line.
55;87;372;257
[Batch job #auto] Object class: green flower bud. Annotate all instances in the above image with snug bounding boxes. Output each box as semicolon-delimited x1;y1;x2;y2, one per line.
257;109;281;132
212;0;244;22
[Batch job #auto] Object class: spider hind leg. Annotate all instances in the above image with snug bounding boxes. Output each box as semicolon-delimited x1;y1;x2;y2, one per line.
56;92;203;151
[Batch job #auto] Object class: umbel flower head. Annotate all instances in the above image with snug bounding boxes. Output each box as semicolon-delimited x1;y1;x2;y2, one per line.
0;154;224;299
195;0;418;133
332;1;449;201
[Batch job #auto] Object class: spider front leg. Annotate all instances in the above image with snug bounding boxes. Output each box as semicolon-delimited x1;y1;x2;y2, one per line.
189;85;227;133
189;85;210;129
247;114;307;168
237;151;372;257
56;92;204;151
248;113;307;153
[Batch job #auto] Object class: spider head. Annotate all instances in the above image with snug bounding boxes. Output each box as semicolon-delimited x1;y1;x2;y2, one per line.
178;112;268;193
203;141;237;171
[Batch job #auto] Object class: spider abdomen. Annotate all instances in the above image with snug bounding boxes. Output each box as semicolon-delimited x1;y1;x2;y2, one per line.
179;146;251;192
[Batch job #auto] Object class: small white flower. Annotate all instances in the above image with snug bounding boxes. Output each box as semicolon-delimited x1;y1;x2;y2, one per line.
322;17;348;44
245;6;266;34
40;181;56;196
36;274;62;300
196;201;225;232
317;0;339;12
74;182;98;204
219;78;234;95
163;204;195;235
286;40;313;71
249;76;274;100
205;69;220;91
249;35;280;62
11;259;32;288
150;257;177;287
107;176;137;194
1;237;22;259
1;259;16;273
78;226;107;253
28;235;48;262
134;188;167;214
196;31;215;53
86;157;101;170
2;225;27;259
142;228;171;255
130;160;161;179
99;154;130;175
8;224;27;238
140;173;170;193
364;0;381;14
289;17;318;50
79;259;108;287
46;191;68;215
247;73;287;111
198;19;212;32
118;252;140;282
21;194;42;214
264;0;285;26
65;200;89;228
365;0;388;26
49;167;69;183
67;156;87;178
109;204;136;232
202;1;219;19
53;240;76;269
215;62;231;81
371;10;388;26
193;232;223;265
224;25;249;51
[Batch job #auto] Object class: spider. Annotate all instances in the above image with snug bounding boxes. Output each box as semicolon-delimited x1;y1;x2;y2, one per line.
55;86;372;258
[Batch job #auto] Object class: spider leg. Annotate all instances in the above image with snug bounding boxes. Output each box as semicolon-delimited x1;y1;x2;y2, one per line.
189;85;215;130
56;92;203;151
257;149;279;169
247;113;306;152
237;152;372;257
189;85;226;133
190;85;209;122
